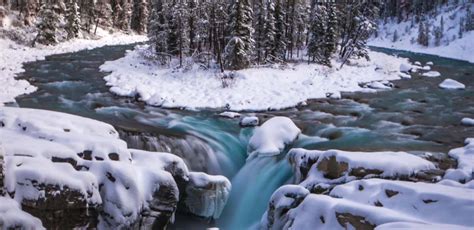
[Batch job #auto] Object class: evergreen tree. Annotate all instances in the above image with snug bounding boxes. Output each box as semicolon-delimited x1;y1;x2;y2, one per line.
34;4;60;46
225;0;254;70
253;0;265;64
65;0;81;39
95;0;113;34
148;0;170;62
417;21;428;46
131;0;149;34
263;0;276;62
273;0;286;61
81;0;96;32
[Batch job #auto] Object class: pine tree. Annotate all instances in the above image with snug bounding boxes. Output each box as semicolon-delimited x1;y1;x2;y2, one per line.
263;0;276;62
393;29;399;42
34;4;60;46
225;0;254;70
94;0;113;34
65;0;81;39
116;0;133;31
273;0;286;62
81;0;96;32
253;0;265;64
417;21;428;46
131;0;149;34
307;2;327;64
148;0;170;62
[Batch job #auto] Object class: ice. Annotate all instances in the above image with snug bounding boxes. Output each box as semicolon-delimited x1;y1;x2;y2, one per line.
239;116;259;127
422;71;441;77
438;78;466;90
461;118;474;126
184;172;231;219
443;138;474;183
247;117;301;158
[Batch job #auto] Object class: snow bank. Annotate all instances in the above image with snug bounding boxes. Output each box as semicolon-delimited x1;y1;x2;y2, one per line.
101;45;410;111
0;107;230;227
369;4;474;63
0;196;44;229
0;33;147;105
286;148;436;189
247;117;301;158
461;118;474;126
439;79;466;89
261;179;474;229
444;138;474;183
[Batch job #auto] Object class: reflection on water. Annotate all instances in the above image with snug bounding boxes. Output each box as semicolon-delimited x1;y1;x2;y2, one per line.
14;44;474;229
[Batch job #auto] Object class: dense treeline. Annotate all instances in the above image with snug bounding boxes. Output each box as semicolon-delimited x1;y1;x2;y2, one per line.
0;0;148;45
147;0;380;70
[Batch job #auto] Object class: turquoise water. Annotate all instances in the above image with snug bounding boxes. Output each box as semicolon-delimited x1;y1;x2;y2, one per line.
13;44;474;229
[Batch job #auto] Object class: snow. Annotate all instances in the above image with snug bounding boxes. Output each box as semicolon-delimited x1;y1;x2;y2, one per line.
0;107;229;227
219;111;241;118
247;117;301;159
0;33;147;105
101;44;411;111
422;71;441;77
443;138;474;183
261;179;474;229
461;118;474;126
287;148;436;187
399;63;412;73
426;61;434;66
369;4;474;63
376;222;473;230
239;116;259;127
0;196;44;229
439;78;466;89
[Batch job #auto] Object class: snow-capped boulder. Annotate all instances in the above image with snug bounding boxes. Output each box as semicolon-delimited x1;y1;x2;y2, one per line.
287;149;437;191
426;61;434;66
261;179;474;230
183;172;231;219
461;118;474;126
422;65;431;71
0;107;230;229
399;63;412;73
444;138;474;183
422;71;441;77
239;116;259;127
398;72;411;79
366;81;392;89
219;111;241;119
247;117;301;158
439;78;466;90
0;197;45;230
260;185;309;230
414;61;422;66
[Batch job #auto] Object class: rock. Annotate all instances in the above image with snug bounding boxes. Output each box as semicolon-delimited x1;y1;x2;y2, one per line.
439;78;466;90
414;61;422;66
426;61;434;66
0;197;45;230
422;65;431;71
239;116;259;127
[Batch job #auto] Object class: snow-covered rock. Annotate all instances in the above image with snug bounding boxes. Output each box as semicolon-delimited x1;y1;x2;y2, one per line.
399;63;412;73
0;197;45;229
219;111;241;118
438;79;466;90
0;107;230;228
247;117;301;158
421;65;431;71
239;116;259;127
287;148;437;190
444;138;474;183
422;71;441;77
414;61;422;66
101;45;410;111
261;179;474;230
461;118;474;126
183;172;231;219
426;61;434;66
398;72;411;79
366;81;392;90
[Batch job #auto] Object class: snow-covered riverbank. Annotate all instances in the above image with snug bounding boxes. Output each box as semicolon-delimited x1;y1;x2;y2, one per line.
101;45;411;111
0;33;147;105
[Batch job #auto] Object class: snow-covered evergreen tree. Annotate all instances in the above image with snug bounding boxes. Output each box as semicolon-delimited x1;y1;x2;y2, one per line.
65;0;81;39
273;0;286;61
81;0;96;32
307;1;336;67
263;0;276;62
253;0;265;64
225;0;254;70
34;4;60;46
167;0;189;66
131;0;149;34
95;0;113;33
148;0;170;62
116;0;133;31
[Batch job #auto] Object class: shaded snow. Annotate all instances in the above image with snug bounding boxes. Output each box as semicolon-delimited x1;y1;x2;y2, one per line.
444;138;474;183
0;196;44;229
101;45;410;111
461;118;474;126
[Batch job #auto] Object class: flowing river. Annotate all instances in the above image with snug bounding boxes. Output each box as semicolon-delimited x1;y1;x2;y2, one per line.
12;44;474;229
